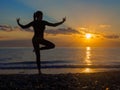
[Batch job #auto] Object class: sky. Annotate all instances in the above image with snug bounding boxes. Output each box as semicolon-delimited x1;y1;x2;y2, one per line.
0;0;120;47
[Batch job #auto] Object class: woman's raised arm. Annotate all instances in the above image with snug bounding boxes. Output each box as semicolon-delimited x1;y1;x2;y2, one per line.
45;17;66;27
17;18;32;29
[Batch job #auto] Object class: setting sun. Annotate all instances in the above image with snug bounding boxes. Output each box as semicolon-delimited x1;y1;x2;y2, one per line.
85;33;92;39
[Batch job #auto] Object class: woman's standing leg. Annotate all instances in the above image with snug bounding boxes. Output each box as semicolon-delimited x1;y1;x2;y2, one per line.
32;39;41;75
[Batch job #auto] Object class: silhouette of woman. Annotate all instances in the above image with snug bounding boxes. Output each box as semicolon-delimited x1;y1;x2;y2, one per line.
17;11;66;74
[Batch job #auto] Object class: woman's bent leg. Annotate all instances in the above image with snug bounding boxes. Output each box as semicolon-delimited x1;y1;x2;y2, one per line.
40;39;55;50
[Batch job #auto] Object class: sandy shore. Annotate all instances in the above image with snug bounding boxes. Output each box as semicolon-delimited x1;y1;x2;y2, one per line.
0;71;120;90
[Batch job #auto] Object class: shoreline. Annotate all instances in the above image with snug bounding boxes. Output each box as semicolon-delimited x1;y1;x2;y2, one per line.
0;67;120;75
0;71;120;90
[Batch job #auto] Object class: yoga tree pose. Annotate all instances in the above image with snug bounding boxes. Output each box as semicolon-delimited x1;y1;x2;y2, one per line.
17;11;66;75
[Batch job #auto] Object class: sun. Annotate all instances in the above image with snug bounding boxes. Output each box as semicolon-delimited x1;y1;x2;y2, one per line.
85;33;92;39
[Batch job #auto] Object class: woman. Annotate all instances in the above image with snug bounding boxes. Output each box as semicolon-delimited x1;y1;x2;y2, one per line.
17;11;66;74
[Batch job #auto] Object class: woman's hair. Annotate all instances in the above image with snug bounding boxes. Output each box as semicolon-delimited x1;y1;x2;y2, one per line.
33;11;43;21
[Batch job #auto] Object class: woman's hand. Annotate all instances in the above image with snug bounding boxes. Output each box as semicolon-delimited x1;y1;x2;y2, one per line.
62;17;66;22
16;18;21;27
16;18;20;23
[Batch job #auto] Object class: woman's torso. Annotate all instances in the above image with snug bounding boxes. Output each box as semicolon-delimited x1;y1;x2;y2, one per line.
32;20;46;39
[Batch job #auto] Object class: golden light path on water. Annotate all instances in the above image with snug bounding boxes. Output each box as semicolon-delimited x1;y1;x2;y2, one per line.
82;47;93;73
85;47;92;66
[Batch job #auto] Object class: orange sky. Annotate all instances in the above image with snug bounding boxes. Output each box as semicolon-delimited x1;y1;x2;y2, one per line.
0;28;120;47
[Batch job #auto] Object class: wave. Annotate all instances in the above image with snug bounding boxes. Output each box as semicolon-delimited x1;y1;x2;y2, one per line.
0;60;72;65
1;64;120;69
0;57;13;61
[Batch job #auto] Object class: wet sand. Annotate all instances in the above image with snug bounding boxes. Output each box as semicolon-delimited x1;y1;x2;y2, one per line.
0;71;120;90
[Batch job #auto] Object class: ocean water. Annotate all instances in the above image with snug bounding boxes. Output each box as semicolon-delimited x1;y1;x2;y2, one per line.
0;47;120;74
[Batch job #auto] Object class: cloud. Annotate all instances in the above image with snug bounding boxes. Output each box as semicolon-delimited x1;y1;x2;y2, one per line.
79;27;87;30
99;24;111;28
45;28;80;35
1;24;119;40
0;24;80;35
103;34;120;39
0;25;12;31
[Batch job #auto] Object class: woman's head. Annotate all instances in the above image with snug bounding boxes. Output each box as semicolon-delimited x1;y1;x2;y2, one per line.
34;11;43;21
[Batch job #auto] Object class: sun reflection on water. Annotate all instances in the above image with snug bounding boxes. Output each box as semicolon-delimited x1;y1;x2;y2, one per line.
85;47;92;65
83;47;93;73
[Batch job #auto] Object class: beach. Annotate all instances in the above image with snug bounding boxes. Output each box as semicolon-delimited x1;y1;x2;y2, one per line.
0;71;120;90
0;47;120;89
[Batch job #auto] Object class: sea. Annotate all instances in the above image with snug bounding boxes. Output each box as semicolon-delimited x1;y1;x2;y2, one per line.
0;47;120;74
